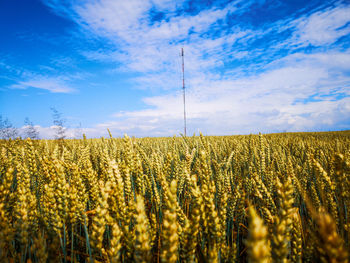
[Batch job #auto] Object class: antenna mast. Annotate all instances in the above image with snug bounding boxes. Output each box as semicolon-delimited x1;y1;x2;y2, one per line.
181;47;187;136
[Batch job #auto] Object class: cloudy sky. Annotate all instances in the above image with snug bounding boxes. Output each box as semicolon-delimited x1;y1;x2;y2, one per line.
0;0;349;138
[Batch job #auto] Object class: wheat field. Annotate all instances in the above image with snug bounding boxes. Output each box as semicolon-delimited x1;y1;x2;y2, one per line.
0;131;349;262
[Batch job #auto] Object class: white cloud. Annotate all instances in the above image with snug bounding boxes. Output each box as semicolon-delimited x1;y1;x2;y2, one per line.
150;0;182;11
57;0;252;75
9;76;75;93
19;124;109;139
292;5;350;46
40;0;350;136
74;0;152;37
102;51;350;136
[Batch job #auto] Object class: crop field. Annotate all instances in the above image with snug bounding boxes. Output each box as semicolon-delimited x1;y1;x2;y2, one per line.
0;131;349;263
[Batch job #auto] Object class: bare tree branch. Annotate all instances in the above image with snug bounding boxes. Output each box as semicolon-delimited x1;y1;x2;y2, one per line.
0;115;18;139
23;117;40;139
50;107;66;140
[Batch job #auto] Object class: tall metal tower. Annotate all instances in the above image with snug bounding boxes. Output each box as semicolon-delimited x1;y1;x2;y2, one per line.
181;47;187;136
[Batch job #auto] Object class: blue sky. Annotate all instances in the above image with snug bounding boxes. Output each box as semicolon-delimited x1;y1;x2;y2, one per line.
0;0;349;138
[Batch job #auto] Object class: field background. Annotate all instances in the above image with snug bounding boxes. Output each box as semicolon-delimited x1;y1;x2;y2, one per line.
0;131;349;262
